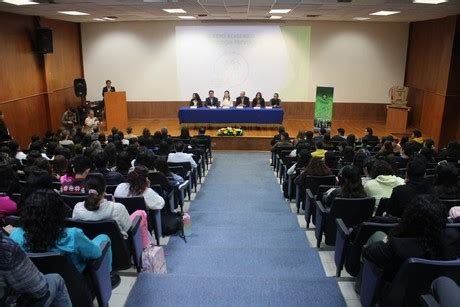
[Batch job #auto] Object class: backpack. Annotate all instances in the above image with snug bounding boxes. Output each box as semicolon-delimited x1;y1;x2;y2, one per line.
141;246;167;273
161;211;187;242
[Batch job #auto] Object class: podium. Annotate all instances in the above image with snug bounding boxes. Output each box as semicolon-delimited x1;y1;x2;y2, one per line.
105;91;128;131
386;105;411;134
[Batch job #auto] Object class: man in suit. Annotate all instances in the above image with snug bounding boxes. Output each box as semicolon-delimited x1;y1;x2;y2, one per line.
235;91;250;107
102;80;115;98
205;90;219;107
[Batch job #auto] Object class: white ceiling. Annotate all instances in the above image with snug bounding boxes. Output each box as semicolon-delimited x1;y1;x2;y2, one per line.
1;0;459;23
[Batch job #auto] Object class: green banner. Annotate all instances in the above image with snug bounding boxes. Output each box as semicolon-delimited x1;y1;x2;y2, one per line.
314;86;334;131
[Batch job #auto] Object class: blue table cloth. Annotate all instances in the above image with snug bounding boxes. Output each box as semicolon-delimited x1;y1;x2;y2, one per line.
178;107;284;124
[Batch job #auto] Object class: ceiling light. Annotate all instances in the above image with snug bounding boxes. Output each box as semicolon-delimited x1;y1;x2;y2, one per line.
102;17;116;21
58;11;90;16
413;0;448;4
93;18;105;21
353;17;370;21
178;16;195;19
370;11;400;16
163;8;186;13
2;0;38;5
270;16;283;19
269;9;291;14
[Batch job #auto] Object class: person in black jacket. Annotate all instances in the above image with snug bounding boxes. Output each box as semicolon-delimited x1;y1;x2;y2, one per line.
102;80;115;98
190;93;203;107
386;159;433;217
270;126;285;146
362;127;379;146
235;91;250;107
205;90;219;107
91;150;125;185
252;92;265;108
269;93;281;107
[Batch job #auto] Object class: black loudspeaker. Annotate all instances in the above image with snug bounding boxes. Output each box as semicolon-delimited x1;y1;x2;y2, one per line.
36;28;53;54
74;79;87;97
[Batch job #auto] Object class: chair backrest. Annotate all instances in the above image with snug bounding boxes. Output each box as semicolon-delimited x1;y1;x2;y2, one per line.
345;221;398;277
383;258;460;307
442;199;460;212
326;197;375;245
29;252;94;307
316;185;337;201
445;223;460;259
168;161;192;173
114;196;147;215
274;144;294;155
305;175;337;196
61;194;87;209
65;219;132;271
168;165;185;179
105;185;118;195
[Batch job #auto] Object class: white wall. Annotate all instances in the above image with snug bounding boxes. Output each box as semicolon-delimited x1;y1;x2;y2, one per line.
81;20;409;103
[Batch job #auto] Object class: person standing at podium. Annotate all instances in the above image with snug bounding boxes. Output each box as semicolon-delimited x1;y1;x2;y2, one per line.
235;91;250;108
205;90;219;107
102;80;116;98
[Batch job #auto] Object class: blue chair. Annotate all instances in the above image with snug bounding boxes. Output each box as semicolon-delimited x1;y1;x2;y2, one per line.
296;175;337;215
29;241;112;307
315;197;375;247
420;276;460;307
61;193;113;210
360;258;460;307
334;218;398;277
305;182;337;227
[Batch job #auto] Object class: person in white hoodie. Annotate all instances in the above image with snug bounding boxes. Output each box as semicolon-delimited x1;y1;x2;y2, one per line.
364;159;405;205
73;173;153;249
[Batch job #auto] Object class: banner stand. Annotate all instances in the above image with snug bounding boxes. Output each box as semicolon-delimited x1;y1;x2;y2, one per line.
314;86;334;132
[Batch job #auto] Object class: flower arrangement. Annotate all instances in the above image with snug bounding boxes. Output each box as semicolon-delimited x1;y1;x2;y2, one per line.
217;127;244;136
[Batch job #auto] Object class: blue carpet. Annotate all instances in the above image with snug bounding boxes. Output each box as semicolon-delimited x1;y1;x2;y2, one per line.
126;152;345;306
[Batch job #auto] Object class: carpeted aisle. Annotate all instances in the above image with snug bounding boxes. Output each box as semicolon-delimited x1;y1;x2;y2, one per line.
126;152;345;306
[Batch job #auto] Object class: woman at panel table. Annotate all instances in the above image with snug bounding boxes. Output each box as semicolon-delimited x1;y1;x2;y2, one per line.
221;90;232;108
270;93;282;107
189;93;203;108
252;92;265;108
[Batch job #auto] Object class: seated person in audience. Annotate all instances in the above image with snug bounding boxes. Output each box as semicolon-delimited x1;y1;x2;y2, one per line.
362;127;379;146
114;166;165;210
125;127;137;140
311;141;327;158
59;130;74;146
438;141;460;159
9;189;116;282
168;141;198;169
271;132;291;153
351;150;371;181
433;161;460;199
0;113;11;143
305;130;315;148
84;110;100;132
364;160;405;205
51;155;68;182
332;128;346;142
287;149;312;178
160;127;173;145
375;141;395;159
420;138;436;157
61;107;77;131
395;141;416;164
0;232;72;306
114;151;132;178
340;146;355;165
363;195;451;302
323;165;366;208
346;134;356;149
324;151;342;170
270;126;285;146
295;157;333;190
323;133;334;150
8;140;27;162
269;93;281;107
235;91;250;107
221;90;232;108
73;174;152;249
252;92;265;108
157;141;170;157
0;156;21;196
0;194;16;220
289;131;308;157
92;150;125;185
386;159;432;217
149;157;176;192
179;127;191;140
313;127;326;144
189;93;203;107
411;129;424;145
205;90;219;107
61;155;92;194
419;147;436;163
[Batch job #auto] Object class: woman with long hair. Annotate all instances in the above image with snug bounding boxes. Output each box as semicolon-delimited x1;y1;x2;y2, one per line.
73;174;153;248
323;165;366;207
190;93;202;107
252;92;265;108
179;127;191;140
9;189;113;275
433;161;460;199
294;157;333;191
221;90;232;108
114;166;165;210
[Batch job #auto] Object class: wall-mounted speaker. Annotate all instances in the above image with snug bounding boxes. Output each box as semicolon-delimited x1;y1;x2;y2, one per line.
36;28;53;54
74;79;87;97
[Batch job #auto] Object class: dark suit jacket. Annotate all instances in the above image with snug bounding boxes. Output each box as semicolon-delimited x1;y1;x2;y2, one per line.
190;99;203;108
387;179;434;217
235;96;250;107
102;86;115;97
252;98;265;108
270;98;281;107
205;97;219;107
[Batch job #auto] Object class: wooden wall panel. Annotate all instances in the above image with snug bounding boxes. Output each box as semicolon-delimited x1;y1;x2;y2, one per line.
420;93;446;145
406;87;424;128
440;96;460;147
127;101;387;122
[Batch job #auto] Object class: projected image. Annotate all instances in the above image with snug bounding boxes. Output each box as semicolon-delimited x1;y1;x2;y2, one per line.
175;25;310;101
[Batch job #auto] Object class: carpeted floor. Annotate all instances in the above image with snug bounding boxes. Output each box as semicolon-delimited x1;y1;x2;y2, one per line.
125;152;346;306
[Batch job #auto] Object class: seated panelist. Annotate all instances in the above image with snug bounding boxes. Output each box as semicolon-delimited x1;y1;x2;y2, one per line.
190;93;203;108
270;93;281;107
205;90;219;107
252;92;265;108
235;91;250;108
221;90;232;108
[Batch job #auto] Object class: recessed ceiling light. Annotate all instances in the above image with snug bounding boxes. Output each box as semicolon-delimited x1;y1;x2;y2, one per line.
413;0;448;4
2;0;38;5
93;18;105;21
58;11;90;16
270;16;283;19
370;11;400;16
102;17;116;21
178;16;195;19
163;8;186;13
353;17;371;21
269;9;291;14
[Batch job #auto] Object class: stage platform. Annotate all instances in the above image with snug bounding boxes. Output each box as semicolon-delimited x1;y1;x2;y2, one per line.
125;118;415;151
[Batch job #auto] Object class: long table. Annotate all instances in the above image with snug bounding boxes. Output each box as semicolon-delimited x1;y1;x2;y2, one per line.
178;107;284;126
